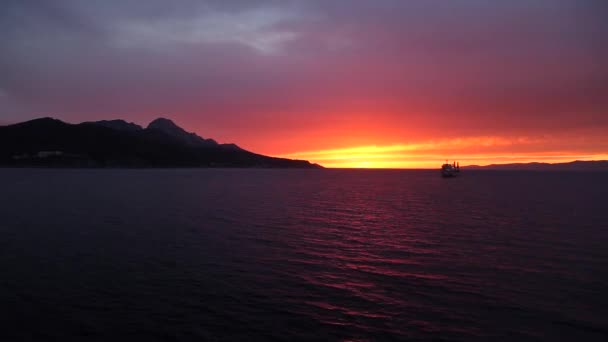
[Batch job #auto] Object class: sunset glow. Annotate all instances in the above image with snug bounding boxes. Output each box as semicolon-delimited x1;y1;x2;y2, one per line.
280;140;608;169
1;1;606;167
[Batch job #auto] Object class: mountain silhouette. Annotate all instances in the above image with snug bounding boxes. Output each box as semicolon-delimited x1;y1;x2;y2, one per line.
84;119;143;132
0;117;321;168
463;160;608;171
147;118;220;147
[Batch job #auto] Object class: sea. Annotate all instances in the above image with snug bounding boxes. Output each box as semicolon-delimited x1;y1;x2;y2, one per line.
0;168;606;341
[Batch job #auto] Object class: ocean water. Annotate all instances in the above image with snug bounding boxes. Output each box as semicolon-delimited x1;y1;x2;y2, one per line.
0;168;607;341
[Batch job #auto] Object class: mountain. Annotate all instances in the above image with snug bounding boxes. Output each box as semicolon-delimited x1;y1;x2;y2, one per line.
147;118;219;147
463;160;608;171
83;119;143;132
0;117;321;168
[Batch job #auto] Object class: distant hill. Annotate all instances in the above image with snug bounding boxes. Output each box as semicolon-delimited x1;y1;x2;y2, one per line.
463;160;608;171
0;117;321;168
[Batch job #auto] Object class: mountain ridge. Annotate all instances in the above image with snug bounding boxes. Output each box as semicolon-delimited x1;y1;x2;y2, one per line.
463;160;608;171
0;117;321;168
83;119;143;132
146;118;220;147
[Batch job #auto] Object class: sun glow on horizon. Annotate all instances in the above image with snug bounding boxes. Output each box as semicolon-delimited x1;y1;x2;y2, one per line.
278;136;608;169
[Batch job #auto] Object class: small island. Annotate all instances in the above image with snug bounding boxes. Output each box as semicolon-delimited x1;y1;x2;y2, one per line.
0;117;322;169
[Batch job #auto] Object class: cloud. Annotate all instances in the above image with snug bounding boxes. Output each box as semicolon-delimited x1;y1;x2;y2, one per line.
0;0;606;159
112;6;301;54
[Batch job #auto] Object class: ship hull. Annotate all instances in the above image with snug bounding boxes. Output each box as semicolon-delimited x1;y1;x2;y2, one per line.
441;171;459;177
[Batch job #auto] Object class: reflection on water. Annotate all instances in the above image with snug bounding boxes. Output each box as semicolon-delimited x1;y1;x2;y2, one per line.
0;169;607;341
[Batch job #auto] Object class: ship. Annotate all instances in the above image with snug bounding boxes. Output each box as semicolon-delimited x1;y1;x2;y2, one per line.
441;160;460;177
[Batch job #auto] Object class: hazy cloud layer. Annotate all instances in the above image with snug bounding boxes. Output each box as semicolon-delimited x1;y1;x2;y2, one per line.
1;0;607;156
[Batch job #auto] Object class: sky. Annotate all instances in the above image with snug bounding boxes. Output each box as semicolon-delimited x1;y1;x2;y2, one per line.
1;0;607;168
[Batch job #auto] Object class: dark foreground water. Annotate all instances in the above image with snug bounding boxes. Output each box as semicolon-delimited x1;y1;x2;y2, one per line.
0;169;607;341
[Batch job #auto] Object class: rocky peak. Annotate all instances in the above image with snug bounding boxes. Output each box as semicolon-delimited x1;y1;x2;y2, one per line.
147;117;217;146
147;118;181;132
